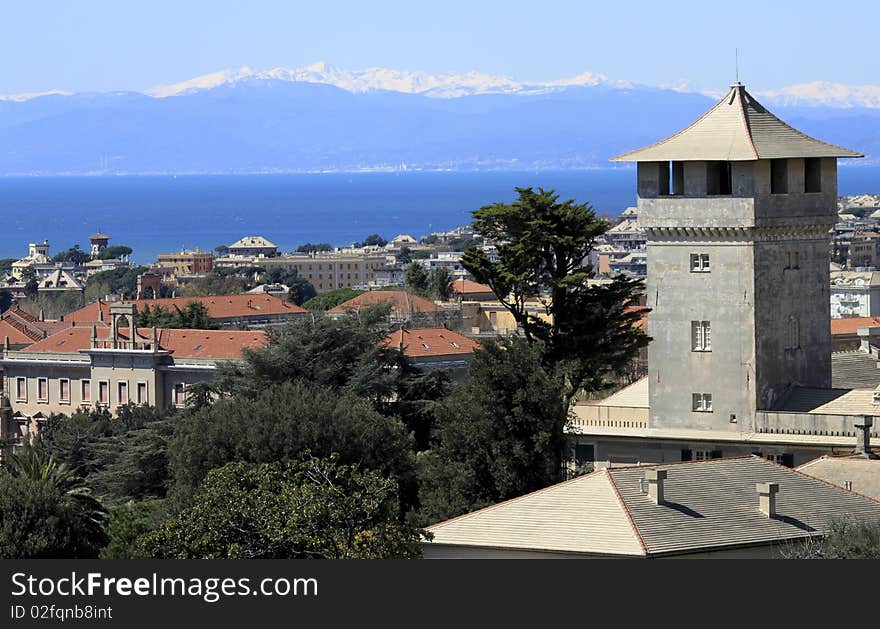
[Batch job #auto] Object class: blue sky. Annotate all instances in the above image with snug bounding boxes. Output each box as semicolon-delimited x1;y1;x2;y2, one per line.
1;0;877;95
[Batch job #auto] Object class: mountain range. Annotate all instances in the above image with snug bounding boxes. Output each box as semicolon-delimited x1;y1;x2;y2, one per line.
1;63;877;175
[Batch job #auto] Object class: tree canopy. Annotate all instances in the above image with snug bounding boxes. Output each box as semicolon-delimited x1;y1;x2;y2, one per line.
0;448;108;558
461;187;648;404
417;338;568;523
136;457;424;559
303;288;364;311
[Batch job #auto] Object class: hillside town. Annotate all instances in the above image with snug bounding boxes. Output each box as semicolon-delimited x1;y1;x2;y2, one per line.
3;83;880;562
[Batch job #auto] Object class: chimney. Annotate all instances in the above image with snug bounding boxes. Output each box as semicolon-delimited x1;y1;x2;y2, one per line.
854;416;877;458
644;469;667;505
857;326;880;355
756;482;779;517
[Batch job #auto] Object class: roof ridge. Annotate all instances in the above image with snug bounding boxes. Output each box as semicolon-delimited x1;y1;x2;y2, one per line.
604;469;647;555
734;85;760;160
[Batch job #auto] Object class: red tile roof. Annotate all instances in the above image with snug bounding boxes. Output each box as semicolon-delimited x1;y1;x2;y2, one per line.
625;306;649;333
1;308;72;342
450;279;495;296
381;327;480;357
329;290;443;314
830;316;880;336
23;326;266;359
0;319;39;345
65;294;305;324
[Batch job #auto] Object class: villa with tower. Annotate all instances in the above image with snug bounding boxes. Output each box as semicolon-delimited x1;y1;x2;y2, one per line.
570;82;875;468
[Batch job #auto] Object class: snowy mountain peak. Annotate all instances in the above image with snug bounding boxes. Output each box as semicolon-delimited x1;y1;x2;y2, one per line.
756;81;880;109
144;63;629;99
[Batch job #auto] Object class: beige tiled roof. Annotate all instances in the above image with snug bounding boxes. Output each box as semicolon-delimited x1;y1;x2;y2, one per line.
595;377;649;408
776;387;879;415
611;84;863;162
797;455;880;502
426;456;880;557
427;471;645;556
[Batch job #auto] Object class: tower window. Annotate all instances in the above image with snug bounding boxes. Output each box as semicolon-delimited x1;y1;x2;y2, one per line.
690;253;710;272
770;159;788;194
692;393;713;412
786;317;800;349
805;158;822;193
707;161;732;195
691;321;711;351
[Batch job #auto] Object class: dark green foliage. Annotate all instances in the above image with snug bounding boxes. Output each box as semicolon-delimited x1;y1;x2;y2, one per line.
167;380;416;508
214;245;229;256
417;339;569;524
177;272;250;296
360;233;388;248
0;258;17;272
97;245;133;260
461;187;649;403
136;457;424;559
397;246;412;264
39;405;173;505
85;265;151;300
137;301;218;330
296;243;333;253
218;307;392;396
26;291;86;319
302;288;364;310
264;267;316;305
429;268;453;301
51;245;91;265
0;289;13;313
405;263;430;294
100;500;168;559
0;448;108;558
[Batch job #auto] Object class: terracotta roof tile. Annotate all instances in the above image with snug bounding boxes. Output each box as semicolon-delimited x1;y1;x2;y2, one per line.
22;326;266;359
329;290;442;314
450;279;495;296
830;316;880;336
381;327;479;357
66;294;305;324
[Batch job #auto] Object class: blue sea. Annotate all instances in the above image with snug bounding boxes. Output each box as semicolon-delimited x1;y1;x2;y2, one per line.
1;167;878;264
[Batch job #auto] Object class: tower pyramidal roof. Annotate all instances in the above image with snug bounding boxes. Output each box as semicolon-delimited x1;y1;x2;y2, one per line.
611;83;863;162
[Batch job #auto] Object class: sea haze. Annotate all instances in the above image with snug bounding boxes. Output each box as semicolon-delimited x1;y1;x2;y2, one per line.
0;167;877;263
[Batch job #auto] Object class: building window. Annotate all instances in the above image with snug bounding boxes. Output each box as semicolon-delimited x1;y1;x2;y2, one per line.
16;377;27;402
694;450;722;461
59;378;70;404
99;381;110;405
690;253;710;272
81;380;91;403
37;378;49;403
786;317;800;349
118;381;129;405
691;321;711;351
785;251;800;270
137;382;148;405
804;158;821;193
692;393;713;412
770;159;788;194
174;383;186;407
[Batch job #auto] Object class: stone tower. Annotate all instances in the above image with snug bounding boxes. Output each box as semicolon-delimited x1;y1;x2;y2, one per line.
611;83;862;432
89;231;111;258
